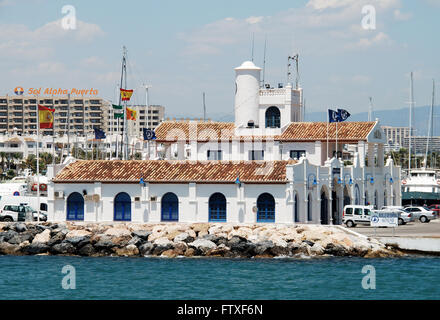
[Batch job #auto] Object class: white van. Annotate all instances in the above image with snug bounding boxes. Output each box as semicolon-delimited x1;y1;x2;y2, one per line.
0;195;48;215
343;205;373;227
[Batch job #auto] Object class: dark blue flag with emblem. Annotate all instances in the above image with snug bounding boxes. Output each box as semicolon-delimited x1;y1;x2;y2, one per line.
328;109;339;123
337;109;351;122
93;127;106;139
143;128;156;141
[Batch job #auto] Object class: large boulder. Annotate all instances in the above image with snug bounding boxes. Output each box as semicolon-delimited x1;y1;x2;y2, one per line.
93;236;116;251
188;239;217;254
191;223;210;234
8;233;33;245
114;244;139;257
50;242;76;255
161;249;178;258
310;243;325;255
104;228;131;237
0;242;20;255
32;229;51;244
139;242;154;256
173;232;194;243
128;236;144;247
78;244;96;256
254;240;274;255
131;230;152;240
65;229;92;240
23;243;49;255
153;237;173;255
15;223;27;233
0;230;18;242
47;231;66;246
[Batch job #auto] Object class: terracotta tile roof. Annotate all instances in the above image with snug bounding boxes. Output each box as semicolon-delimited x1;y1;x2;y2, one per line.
53;160;297;184
277;122;376;142
154;120;236;142
154;120;376;143
7;137;22;143
24;137;35;142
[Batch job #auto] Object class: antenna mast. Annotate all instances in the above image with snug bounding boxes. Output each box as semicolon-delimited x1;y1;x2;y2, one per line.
203;92;206;121
287;54;299;88
261;36;267;88
368;97;373;121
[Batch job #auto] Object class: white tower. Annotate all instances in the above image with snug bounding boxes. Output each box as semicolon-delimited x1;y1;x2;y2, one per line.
234;61;261;128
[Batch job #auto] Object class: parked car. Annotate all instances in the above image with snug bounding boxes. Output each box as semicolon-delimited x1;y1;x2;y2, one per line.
428;204;440;217
0;204;47;222
381;207;414;225
404;206;436;223
343;205;373;227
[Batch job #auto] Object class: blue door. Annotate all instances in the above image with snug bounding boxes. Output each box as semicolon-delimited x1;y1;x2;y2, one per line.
209;193;226;222
257;193;275;222
114;192;131;221
67;192;84;221
161;192;178;221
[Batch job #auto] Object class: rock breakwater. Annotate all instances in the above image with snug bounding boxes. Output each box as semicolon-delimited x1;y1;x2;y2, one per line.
0;222;403;258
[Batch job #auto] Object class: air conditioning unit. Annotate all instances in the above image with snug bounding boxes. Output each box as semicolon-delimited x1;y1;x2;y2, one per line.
54;191;64;198
150;196;157;202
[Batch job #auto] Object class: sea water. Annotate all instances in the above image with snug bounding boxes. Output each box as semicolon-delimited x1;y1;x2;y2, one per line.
0;255;439;300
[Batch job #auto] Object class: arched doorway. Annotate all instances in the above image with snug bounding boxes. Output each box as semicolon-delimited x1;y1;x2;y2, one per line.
365;191;369;206
114;192;131;221
67;192;84;221
344;186;351;207
294;193;299;222
320;190;328;225
161;192;179;221
265;106;281;128
307;193;313;221
332;190;340;225
354;184;360;205
209;193;227;222
257;193;275;222
374;190;378;209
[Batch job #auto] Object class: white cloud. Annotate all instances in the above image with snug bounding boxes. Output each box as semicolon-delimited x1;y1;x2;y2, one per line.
393;9;412;21
179;1;400;57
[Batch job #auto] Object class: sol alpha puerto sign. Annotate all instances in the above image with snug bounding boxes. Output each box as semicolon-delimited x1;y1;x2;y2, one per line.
14;86;99;96
370;211;398;227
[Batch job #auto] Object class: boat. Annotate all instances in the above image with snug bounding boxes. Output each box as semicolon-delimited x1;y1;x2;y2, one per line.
402;77;440;205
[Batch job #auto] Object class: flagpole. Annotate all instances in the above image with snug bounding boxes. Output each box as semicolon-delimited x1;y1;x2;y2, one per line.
336;120;338;159
37;105;40;223
326;110;329;160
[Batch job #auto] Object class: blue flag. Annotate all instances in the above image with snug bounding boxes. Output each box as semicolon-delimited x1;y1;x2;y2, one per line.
235;174;240;184
143;128;156;141
328;109;339;123
337;109;351;122
93;127;106;139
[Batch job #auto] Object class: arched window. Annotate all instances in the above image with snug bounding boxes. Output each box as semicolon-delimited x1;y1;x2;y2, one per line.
257;193;275;222
294;193;299;222
384;190;387;207
307;193;313;221
209;193;227;222
114;192;131;221
265;106;281;128
67;192;84;221
354;184;360;205
161;192;179;221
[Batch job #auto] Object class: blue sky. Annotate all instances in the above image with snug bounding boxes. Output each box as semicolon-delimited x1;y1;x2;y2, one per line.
0;0;439;119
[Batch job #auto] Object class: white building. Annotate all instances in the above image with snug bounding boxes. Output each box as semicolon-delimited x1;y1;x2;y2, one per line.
47;60;402;224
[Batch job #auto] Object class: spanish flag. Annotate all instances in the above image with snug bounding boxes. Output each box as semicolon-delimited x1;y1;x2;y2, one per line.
38;105;55;129
120;88;133;101
126;107;136;120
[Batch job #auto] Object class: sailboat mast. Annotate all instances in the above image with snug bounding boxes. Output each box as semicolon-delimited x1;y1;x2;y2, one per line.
409;72;414;173
425;80;435;168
